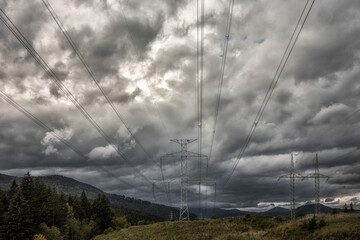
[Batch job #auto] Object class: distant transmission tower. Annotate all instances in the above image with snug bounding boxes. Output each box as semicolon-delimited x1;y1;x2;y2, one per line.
302;153;329;215
278;153;303;220
160;139;207;221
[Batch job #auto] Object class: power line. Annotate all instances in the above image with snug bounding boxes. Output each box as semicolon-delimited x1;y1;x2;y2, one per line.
99;0;173;204
41;0;159;168
0;8;154;186
224;0;315;185
196;0;205;213
208;0;234;164
42;0;172;204
0;90;153;194
206;0;234;213
104;0;171;139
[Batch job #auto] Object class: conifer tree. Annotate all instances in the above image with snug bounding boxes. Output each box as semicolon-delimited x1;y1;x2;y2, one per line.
63;203;84;240
4;190;36;239
350;202;354;212
0;188;8;239
79;190;91;222
91;194;113;234
7;179;18;200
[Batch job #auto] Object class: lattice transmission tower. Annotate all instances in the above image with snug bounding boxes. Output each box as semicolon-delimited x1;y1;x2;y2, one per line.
278;153;303;220
160;139;208;221
301;153;329;215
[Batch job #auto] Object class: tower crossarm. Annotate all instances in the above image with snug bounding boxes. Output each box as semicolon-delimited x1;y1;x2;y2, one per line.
301;174;329;180
160;152;182;159
278;173;303;181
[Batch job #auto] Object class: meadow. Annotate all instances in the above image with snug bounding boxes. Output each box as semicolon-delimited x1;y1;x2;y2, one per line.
95;213;360;240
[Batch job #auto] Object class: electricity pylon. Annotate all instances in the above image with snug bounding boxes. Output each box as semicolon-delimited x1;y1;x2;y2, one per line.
278;153;303;220
160;139;208;221
301;153;329;215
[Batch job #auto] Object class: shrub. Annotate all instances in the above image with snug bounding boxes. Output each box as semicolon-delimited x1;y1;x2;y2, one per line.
319;219;326;227
307;216;317;232
33;234;47;240
274;216;286;223
295;211;305;218
301;216;326;232
40;223;63;240
103;227;114;234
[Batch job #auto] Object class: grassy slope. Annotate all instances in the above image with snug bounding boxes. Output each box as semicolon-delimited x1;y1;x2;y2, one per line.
95;213;360;240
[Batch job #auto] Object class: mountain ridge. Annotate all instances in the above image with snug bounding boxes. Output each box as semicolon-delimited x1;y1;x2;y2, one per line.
0;173;186;221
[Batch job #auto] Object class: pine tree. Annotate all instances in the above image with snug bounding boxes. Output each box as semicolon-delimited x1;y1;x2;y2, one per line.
350;202;354;212
91;194;113;234
31;178;48;229
0;188;9;239
4;190;36;240
19;172;44;234
70;195;82;220
63;203;84;240
79;190;91;222
7;179;18;200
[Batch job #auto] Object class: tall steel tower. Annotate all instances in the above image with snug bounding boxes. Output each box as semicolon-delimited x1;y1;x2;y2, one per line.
278;153;303;220
302;153;329;215
160;139;207;221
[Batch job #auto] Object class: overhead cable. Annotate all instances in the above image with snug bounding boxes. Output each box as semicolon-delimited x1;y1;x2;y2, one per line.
0;8;154;186
224;0;315;185
0;90;153;194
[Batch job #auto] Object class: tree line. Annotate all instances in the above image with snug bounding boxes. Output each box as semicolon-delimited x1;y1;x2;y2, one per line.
0;173;114;240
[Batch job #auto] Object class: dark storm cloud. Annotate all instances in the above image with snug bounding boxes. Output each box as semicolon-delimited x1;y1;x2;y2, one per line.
52;61;70;81
110;87;142;104
292;1;360;82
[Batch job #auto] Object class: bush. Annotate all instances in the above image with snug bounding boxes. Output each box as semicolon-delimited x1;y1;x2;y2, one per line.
33;234;47;240
295;211;305;218
40;223;63;240
112;216;131;230
319;219;326;227
103;227;114;234
274;216;286;223
301;216;326;232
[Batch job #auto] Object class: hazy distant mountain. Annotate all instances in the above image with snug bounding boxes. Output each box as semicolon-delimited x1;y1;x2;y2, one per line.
295;203;335;215
263;206;290;216
190;203;342;219
190;208;251;218
0;173;189;221
190;207;289;218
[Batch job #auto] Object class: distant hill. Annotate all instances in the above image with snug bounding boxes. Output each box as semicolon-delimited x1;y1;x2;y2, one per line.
0;173;189;221
190;208;251;218
190;203;342;219
296;203;336;215
190;206;290;218
0;173;103;199
263;206;290;216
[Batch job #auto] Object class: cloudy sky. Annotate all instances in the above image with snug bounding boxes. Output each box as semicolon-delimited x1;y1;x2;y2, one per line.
0;0;360;210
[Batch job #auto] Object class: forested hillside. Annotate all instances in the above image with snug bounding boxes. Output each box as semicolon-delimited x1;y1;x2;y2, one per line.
0;173;183;221
0;173;119;239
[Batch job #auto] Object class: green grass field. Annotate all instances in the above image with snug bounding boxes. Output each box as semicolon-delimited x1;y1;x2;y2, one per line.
95;213;360;240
